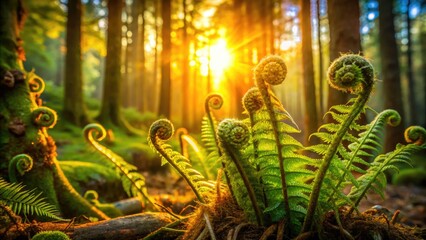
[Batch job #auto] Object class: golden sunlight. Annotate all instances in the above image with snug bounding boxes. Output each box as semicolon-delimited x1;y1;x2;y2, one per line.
197;38;233;91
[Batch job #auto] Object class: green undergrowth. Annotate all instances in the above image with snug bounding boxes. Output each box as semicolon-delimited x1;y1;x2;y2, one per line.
39;81;166;203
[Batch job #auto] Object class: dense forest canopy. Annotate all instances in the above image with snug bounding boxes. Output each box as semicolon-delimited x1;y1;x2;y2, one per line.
20;0;425;137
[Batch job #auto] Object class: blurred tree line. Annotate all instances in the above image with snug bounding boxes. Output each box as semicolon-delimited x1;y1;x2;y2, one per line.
20;0;426;150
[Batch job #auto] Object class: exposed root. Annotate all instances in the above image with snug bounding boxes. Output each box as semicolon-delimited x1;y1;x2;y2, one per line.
320;207;423;240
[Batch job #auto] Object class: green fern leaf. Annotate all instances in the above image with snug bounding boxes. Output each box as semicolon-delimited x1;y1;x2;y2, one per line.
348;126;426;210
83;123;156;210
0;178;61;220
149;119;214;203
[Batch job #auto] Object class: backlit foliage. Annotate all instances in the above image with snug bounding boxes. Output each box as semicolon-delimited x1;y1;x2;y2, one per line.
149;54;426;238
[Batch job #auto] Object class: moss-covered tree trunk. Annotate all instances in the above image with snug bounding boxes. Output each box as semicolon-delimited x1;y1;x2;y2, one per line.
97;0;124;127
0;0;107;220
63;0;89;126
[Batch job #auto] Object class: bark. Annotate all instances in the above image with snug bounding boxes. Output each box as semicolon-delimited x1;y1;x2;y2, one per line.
63;0;89;126
158;0;172;118
301;0;319;143
2;212;179;240
378;0;405;152
421;29;426;127
406;0;417;124
326;0;361;110
97;0;124;127
182;0;190;127
316;0;324;117
0;0;108;220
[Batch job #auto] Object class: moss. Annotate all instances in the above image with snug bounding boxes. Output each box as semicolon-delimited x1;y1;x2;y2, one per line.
32;231;70;240
60;160;125;201
392;168;426;186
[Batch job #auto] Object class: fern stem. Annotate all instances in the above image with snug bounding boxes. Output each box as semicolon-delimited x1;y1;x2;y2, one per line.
243;87;269;210
218;119;264;226
302;54;375;233
205;94;223;157
348;126;426;214
149;119;205;203
84;124;157;209
326;109;400;203
255;56;292;227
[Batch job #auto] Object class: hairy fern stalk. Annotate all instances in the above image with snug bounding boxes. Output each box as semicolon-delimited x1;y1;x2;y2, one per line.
83;123;157;210
148;54;426;238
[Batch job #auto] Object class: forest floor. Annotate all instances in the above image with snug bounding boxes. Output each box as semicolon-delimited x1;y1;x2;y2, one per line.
143;170;426;229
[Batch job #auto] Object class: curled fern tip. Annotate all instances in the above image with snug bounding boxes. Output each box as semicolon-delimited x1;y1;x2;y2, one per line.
404;126;426;146
255;56;287;86
327;54;374;94
150;119;174;141
217;119;250;148
243;87;264;113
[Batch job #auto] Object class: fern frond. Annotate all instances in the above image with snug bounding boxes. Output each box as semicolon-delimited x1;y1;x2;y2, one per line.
326;109;402;202
253;56;313;232
178;130;213;180
83;123;157;209
302;54;376;233
0;177;61;220
217;118;265;225
348;126;426;211
149;119;214;203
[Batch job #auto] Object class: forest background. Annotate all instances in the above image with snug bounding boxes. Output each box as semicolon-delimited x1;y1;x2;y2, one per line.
22;0;425;152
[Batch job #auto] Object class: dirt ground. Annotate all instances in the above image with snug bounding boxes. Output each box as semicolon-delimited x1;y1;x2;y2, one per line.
358;184;426;228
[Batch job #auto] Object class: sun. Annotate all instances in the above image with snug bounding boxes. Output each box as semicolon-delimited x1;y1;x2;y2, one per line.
196;37;233;90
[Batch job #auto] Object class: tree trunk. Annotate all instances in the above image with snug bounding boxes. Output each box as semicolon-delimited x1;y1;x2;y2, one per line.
158;0;172;118
0;0;108;220
326;0;361;110
97;0;124;127
63;0;89;126
421;28;426;127
182;0;190;127
378;0;406;152
406;0;417;125
139;0;147;112
316;0;324;117
300;0;319;143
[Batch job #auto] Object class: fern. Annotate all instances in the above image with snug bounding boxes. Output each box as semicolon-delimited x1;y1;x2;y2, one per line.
176;128;213;180
252;56;313;231
348;126;426;211
217;118;265;225
83;123;156;210
200;94;223;174
0;177;61;220
301;54;376;232
148;119;214;203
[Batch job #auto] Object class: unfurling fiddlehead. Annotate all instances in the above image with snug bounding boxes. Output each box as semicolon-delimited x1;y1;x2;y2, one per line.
404;126;426;146
8;154;34;183
149;119;213;203
84;123;156;209
28;73;45;95
302;54;376;233
254;56;292;226
242;87;264;114
217;119;264;225
32;107;58;128
203;93;224;157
